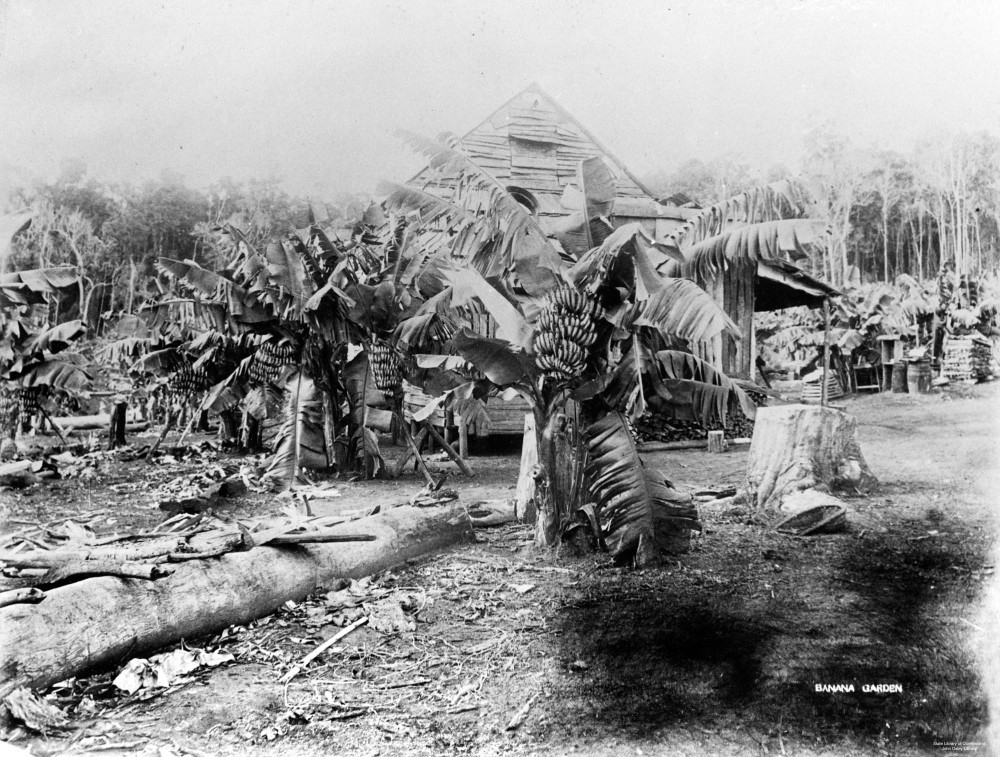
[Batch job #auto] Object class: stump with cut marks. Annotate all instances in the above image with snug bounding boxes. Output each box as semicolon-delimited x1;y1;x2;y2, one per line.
745;404;876;514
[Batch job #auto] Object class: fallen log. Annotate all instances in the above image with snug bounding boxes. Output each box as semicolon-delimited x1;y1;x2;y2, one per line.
0;588;45;609
637;438;752;452
467;499;517;528
0;501;474;698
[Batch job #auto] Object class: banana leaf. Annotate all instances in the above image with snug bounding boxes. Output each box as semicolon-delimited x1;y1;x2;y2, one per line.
569;223;684;295
157;259;271;325
681;219;826;280
0;212;32;273
451;329;537;388
397;131;564;297
623;277;739;344
8;356;91;395
585;412;699;567
263;238;317;320
446;267;532;349
20;320;86;357
264;372;328;488
132;346;187;376
652;350;756;424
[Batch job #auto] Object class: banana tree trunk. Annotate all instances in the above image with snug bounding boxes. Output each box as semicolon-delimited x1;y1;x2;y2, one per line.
532;404;586;548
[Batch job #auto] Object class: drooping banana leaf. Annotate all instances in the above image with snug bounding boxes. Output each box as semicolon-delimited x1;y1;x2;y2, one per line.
584;412;700;567
380;182;497;286
0;266;78;294
681;219;827;280
0;212;32;274
652;349;757;424
132;346;187;376
678;180;819;248
451;328;537;388
264;372;327;488
244;383;284;421
621;277;740;344
263;238;317;320
569;223;684;296
157;258;271;324
353;426;386;479
8;356;91;395
21;320;86;356
397;131;564;297
600;334;654;418
446;267;532;349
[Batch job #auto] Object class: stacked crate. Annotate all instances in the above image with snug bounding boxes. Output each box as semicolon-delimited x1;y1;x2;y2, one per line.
943;336;992;383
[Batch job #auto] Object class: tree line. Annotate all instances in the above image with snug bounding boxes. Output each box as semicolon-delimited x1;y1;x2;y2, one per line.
6;122;1000;328
643;124;1000;288
2;160;370;330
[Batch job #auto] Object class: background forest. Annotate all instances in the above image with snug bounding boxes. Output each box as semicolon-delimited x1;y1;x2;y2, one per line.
4;123;999;328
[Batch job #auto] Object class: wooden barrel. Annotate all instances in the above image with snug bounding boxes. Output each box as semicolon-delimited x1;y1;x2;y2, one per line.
891;362;908;393
906;359;932;394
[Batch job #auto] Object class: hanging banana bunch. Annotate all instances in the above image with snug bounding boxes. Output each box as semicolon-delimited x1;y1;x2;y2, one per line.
247;340;297;384
368;338;404;397
0;388;18;438
533;287;603;380
15;386;43;419
167;365;211;395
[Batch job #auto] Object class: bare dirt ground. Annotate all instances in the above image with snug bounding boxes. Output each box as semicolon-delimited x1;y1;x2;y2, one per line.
4;382;999;757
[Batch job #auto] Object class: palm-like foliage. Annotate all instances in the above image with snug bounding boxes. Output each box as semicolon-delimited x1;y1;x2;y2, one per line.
385;133;788;565
585;413;700;564
658;180;829;280
0;261;91;436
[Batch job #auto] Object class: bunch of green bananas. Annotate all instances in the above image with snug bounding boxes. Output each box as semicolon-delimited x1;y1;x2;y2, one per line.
167;365;211;394
533;287;603;380
369;339;403;392
247;340;297;384
14;386;44;417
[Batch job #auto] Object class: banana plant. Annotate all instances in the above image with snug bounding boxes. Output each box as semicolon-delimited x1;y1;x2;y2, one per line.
0;267;90;438
385;134;804;566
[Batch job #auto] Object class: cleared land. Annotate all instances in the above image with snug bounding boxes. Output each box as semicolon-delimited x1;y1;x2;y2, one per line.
5;383;999;756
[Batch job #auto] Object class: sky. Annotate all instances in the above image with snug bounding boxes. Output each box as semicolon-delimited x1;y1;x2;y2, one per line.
1;0;999;199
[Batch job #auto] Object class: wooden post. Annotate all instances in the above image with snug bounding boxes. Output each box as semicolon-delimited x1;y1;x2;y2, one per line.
821;297;831;407
421;421;474;477
457;414;469;459
108;401;127;450
707;430;725;453
390;426;429;478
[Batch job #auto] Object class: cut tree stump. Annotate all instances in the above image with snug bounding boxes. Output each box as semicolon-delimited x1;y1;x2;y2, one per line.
0;501;474;699
707;430;725;453
745;404;876;513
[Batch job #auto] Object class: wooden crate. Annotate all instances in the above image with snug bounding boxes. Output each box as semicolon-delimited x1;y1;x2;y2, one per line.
943;335;992;382
479;395;533;436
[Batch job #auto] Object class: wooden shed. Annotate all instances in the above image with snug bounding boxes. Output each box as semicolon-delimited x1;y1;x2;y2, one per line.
408;83;696;254
676;257;840;379
405;84;690;439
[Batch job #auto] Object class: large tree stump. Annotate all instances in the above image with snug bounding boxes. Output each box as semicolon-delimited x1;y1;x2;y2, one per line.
745;404;876;512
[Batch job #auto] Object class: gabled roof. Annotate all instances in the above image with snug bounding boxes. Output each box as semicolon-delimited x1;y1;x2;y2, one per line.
408;84;657;214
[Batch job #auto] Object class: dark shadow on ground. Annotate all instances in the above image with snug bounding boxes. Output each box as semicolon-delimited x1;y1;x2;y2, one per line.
552;526;988;749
